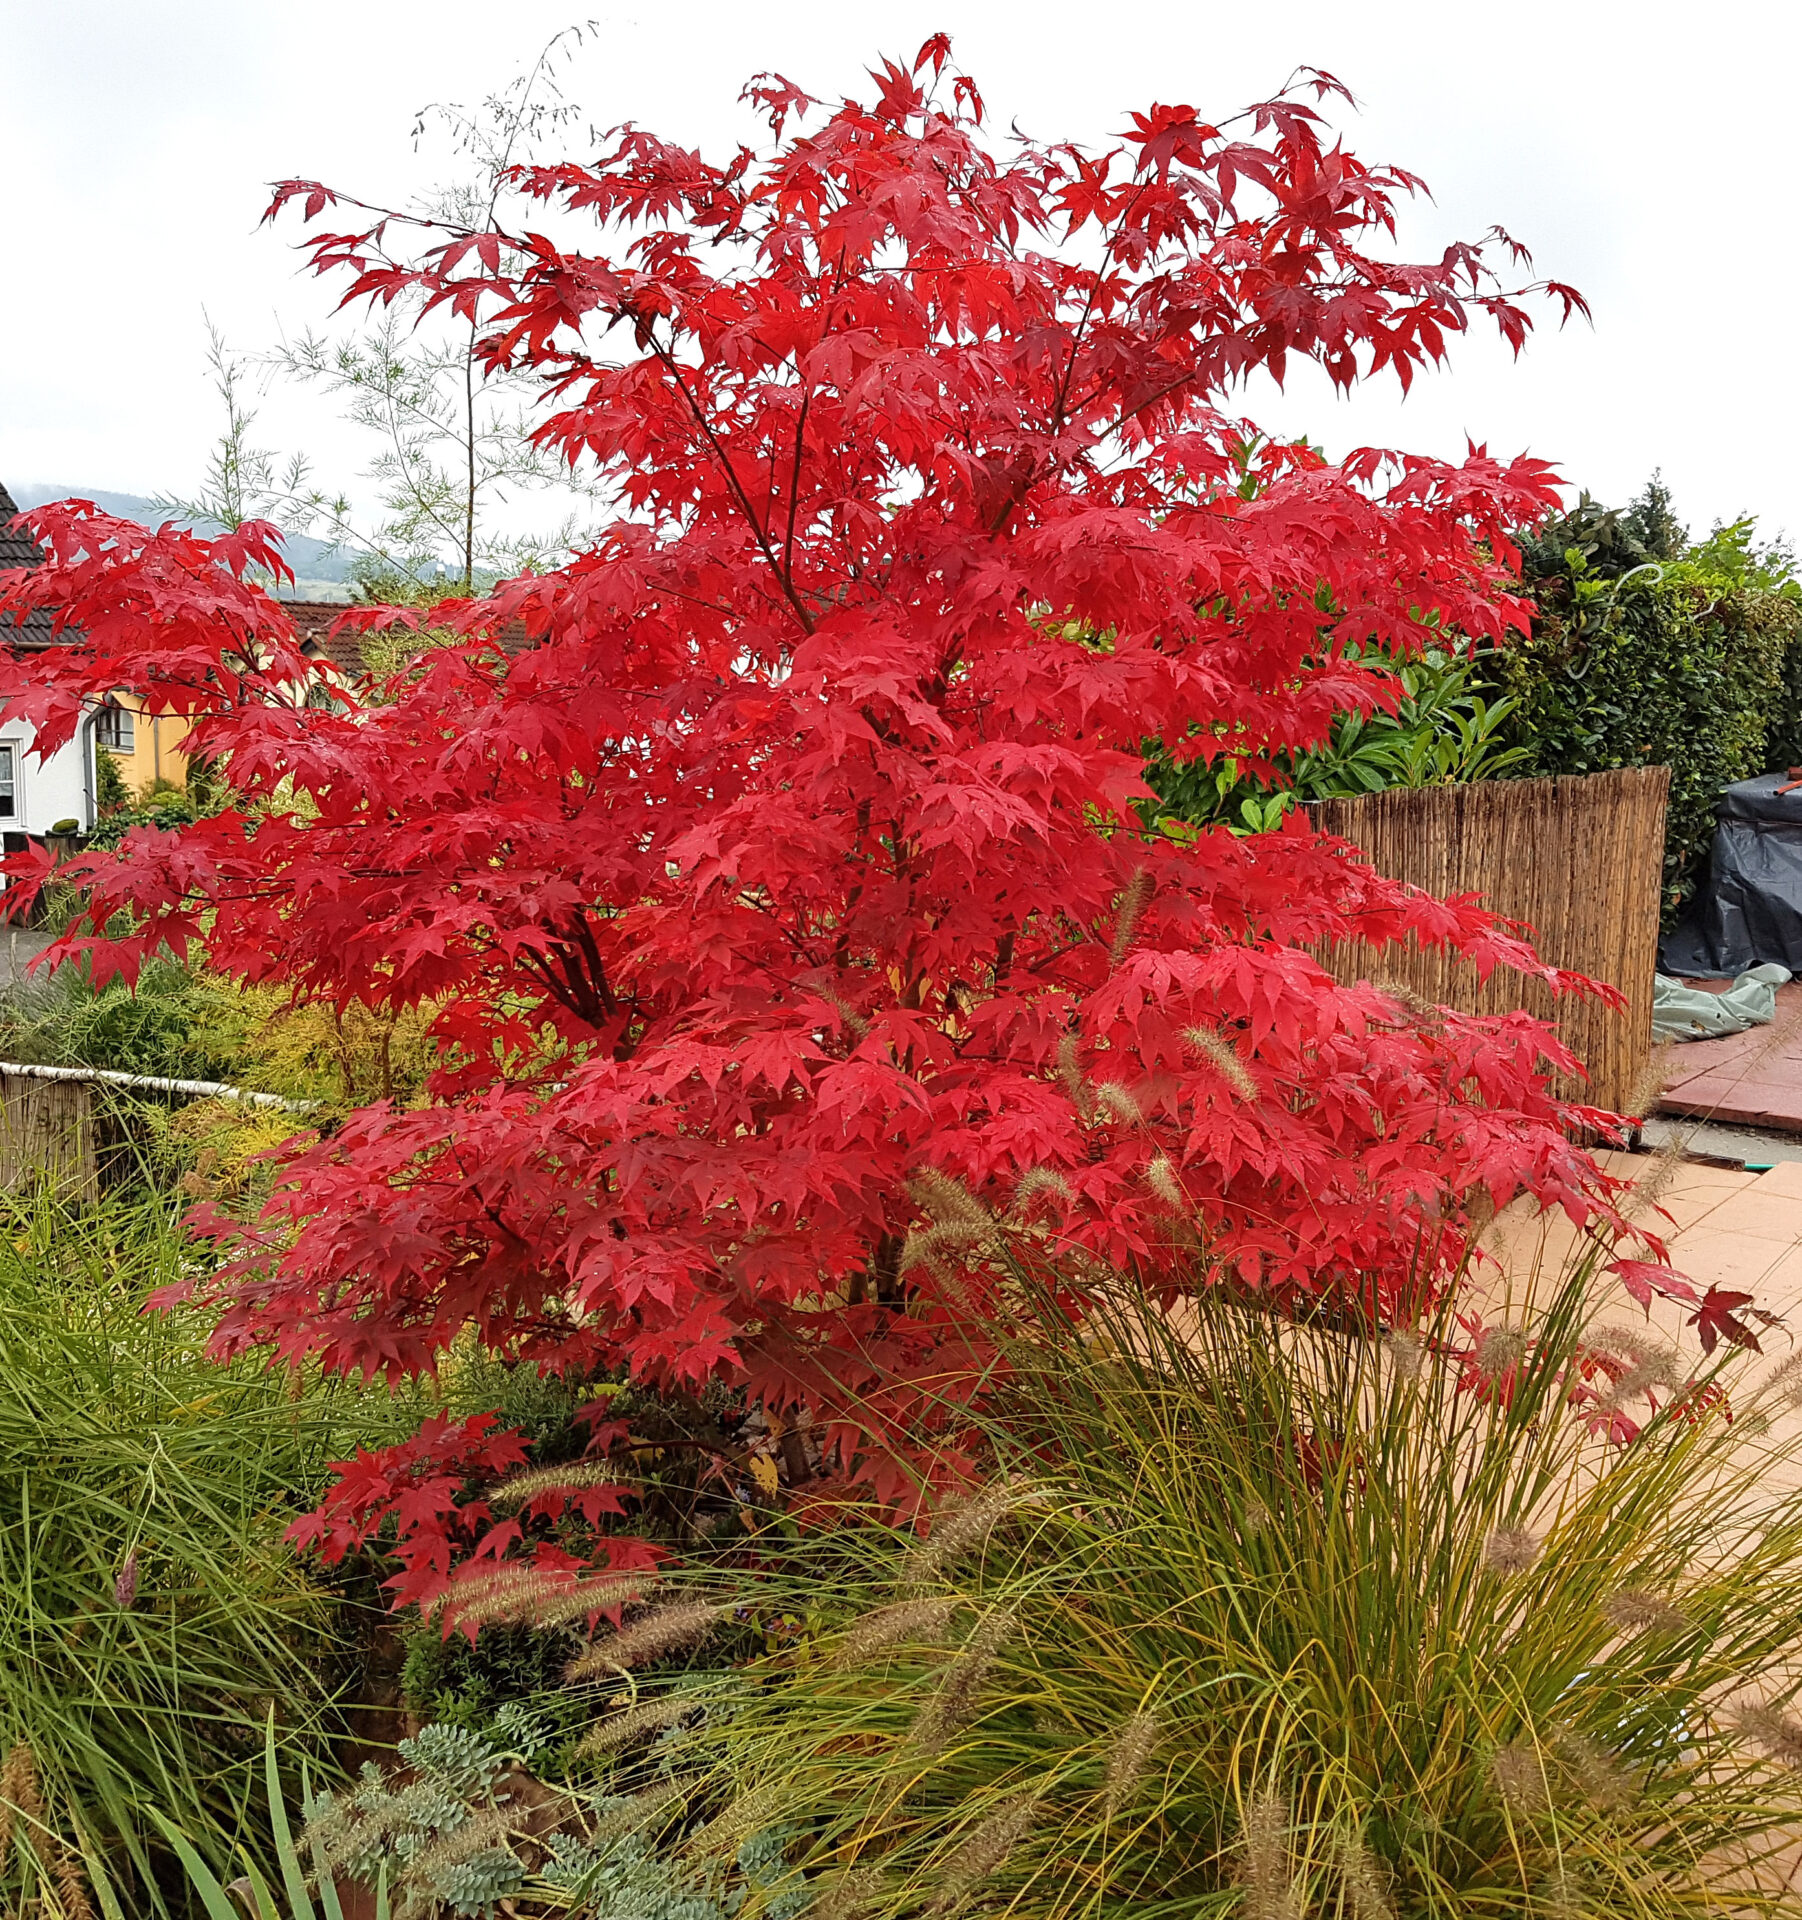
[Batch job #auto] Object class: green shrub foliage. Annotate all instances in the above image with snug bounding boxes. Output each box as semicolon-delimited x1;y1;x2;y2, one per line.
1487;478;1802;918
1147;477;1802;925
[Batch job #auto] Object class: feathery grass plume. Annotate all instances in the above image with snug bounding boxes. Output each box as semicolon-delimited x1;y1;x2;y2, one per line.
1474;1323;1528;1382
427;1557;622;1621
1484;1525;1543;1576
1759;1350;1802;1413
900;1220;997;1281
587;1781;684;1847
445;1568;649;1632
487;1459;630;1510
810;1864;892;1920
902;1477;1045;1587
1463;1185;1497;1234
1489;1740;1550;1816
820;991;872;1040
1013;1165;1073;1216
1056;1032;1094;1122
905;1174;1002;1275
0;1742;45;1877
931;1791;1039;1914
1236;1791;1298;1920
1737;1702;1802;1767
915;1608;1017;1754
0;1739;91;1920
694;1783;785;1858
111;1549;138;1611
394;1804;515;1910
1370;978;1446;1026
1536;1865;1588;1920
1384;1329;1424;1382
1104;1709;1161;1816
306;1771;444;1878
1552;1728;1635;1813
1241;1499;1274;1536
832;1596;962;1668
1603;1588;1690;1637
1093;1081;1143;1126
565;1600;726;1681
574;1696;695;1758
300;1794;357;1879
51;1839;95;1920
1109;867;1154;962
494;1576;655;1633
1143;1155;1186;1211
432;1561;583;1621
1335;1833;1396;1920
1621;1043;1676;1123
911;1168;995;1233
1588;1324;1682;1409
1182;1022;1259;1101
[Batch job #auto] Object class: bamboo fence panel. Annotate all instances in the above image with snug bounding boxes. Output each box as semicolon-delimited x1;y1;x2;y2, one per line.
1311;765;1670;1116
0;1068;97;1204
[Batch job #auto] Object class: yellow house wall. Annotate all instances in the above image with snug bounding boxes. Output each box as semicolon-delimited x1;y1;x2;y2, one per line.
109;704;191;795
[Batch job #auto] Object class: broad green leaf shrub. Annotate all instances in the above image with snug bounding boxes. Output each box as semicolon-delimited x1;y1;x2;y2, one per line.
1145;642;1532;834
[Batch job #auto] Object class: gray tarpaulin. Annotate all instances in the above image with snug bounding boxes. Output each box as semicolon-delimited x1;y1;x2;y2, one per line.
1662;772;1802;976
1652;964;1790;1043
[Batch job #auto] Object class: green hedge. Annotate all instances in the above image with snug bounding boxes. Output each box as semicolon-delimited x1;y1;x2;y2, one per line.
1484;485;1802;921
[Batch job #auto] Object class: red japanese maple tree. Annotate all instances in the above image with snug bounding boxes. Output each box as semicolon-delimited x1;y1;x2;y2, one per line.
0;44;1677;1603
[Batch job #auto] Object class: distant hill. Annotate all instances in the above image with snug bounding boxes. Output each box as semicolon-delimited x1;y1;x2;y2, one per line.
11;483;366;601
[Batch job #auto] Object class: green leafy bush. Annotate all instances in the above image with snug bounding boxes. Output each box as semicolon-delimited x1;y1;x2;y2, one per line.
665;1244;1802;1920
0;1186;400;1910
1489;481;1802;918
0;956;256;1084
95;747;130;816
1146;643;1530;834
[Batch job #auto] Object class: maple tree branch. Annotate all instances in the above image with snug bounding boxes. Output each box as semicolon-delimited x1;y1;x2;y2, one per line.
783;386;811;584
638;325;817;636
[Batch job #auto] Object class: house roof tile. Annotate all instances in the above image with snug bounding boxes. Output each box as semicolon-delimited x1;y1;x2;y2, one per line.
285;600;531;681
0;481;65;647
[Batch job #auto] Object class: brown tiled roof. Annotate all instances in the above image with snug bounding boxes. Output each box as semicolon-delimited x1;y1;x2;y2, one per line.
284;600;532;681
285;601;372;678
0;481;67;647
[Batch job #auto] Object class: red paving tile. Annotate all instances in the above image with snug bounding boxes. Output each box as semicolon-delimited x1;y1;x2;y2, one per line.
1657;981;1802;1132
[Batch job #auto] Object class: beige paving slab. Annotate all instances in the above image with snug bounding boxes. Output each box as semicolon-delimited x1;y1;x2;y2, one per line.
1755;1160;1802;1201
1707;1184;1802;1239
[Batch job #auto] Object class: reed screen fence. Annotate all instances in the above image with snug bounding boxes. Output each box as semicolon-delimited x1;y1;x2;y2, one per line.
1310;765;1671;1117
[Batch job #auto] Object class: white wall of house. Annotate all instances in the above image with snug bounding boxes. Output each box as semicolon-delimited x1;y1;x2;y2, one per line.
0;718;92;837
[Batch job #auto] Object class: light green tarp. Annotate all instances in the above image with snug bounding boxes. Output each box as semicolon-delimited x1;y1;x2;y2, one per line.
1652;963;1790;1043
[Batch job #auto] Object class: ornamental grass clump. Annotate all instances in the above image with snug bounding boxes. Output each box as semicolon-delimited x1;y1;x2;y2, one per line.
0;1183;400;1913
655;1252;1802;1919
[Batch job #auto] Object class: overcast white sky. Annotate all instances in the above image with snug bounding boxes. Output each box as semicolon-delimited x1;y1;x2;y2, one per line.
3;0;1798;552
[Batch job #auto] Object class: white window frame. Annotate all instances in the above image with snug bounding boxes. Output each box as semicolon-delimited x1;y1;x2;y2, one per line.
95;701;136;754
0;742;18;825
